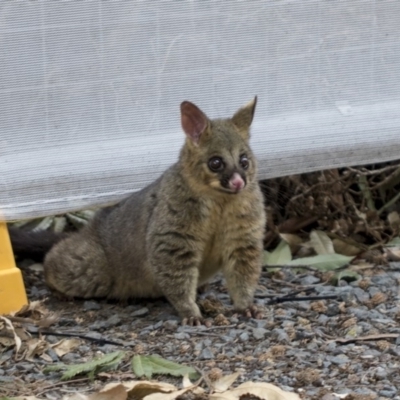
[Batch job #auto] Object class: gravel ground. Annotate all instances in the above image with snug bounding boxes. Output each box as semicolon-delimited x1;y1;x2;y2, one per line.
1;260;400;399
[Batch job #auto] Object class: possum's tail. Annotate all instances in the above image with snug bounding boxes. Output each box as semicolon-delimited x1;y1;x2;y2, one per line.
8;227;68;262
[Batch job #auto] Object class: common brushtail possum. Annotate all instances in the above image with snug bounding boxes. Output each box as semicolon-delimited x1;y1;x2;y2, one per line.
10;98;266;325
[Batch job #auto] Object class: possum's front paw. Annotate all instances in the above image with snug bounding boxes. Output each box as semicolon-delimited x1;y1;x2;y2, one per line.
182;316;203;326
234;304;263;319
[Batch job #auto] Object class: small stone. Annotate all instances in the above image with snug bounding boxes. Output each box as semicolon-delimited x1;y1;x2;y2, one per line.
252;327;268;340
220;335;233;342
329;354;349;365
251;319;267;328
379;389;396;398
16;363;35;372
299;275;320;285
89;321;107;331
85;331;103;340
199;347;214;360
78;345;91;353
105;315;122;327
46;348;59;362
153;321;163;329
239;332;249;341
131;307;149;317
194;341;203;351
174;332;190;340
45;335;60;344
228;329;241;338
99;344;118;353
374;366;388;380
271;329;290;343
325;303;341;316
83;301;101;311
353;288;370;303
61;353;80;362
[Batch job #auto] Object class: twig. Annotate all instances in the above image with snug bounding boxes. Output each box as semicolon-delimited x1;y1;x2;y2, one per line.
26;328;124;346
288;178;344;203
263;264;320;272
346;164;400;176
370;165;400;190
329;333;399;345
378;191;400;216
205;324;237;330
35;378;90;397
267;295;338;305
259;287;338;304
358;175;376;211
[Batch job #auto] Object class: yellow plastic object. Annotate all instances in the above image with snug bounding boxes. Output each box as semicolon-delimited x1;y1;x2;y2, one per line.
0;222;28;314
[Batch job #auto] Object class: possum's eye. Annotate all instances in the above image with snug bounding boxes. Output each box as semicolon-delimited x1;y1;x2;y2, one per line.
208;157;224;172
240;154;249;170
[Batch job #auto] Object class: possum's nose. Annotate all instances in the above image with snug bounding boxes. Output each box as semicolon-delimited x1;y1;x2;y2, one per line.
229;172;245;193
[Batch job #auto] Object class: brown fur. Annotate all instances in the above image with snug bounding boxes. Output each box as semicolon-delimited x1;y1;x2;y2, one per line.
28;99;266;322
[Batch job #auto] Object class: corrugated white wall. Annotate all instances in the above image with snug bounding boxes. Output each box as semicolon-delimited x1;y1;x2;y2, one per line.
1;1;400;220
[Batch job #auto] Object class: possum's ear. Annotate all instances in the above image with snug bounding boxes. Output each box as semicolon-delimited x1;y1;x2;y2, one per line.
180;101;210;145
231;96;257;140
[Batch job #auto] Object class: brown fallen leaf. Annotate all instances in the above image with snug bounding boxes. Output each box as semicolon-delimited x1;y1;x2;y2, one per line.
0;316;22;356
211;372;240;393
388;211;400;229
210;381;301;400
310;230;335;255
0;336;15;347
279;233;304;254
331;333;399;344
25;338;48;362
349;261;375;271
332;239;362;257
64;384;127;400
385;247;400;261
104;380;177;398
52;338;81;357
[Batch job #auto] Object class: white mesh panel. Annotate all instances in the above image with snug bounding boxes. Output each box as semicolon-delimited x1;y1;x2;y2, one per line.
1;1;400;220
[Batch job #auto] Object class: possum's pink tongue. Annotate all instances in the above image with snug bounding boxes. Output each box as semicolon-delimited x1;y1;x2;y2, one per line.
229;172;245;193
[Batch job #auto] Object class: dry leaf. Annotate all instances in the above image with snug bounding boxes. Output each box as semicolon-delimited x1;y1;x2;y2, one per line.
210;381;300;399
309;230;335;255
349;261;374;270
25;338;48;361
0;336;15;347
104;380;177;397
52;338;81;357
15;300;48;316
182;374;193;388
145;386;205;400
385;247;400;261
64;395;90;400
332;239;361;257
38;312;60;328
332;333;398;344
88;384;127;400
94;380;204;400
279;233;304;254
0;316;22;355
28;263;45;272
64;385;127;400
263;241;292;266
211;372;240;392
388;211;400;229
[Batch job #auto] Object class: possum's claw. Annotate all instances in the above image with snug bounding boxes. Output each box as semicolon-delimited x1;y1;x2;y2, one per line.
182;316;203;326
233;304;263;319
181;316;212;327
244;304;263;319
